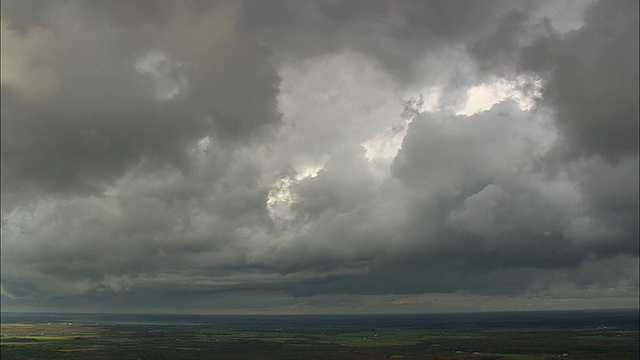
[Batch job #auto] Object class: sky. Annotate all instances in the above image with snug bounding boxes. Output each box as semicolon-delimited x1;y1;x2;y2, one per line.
1;0;638;314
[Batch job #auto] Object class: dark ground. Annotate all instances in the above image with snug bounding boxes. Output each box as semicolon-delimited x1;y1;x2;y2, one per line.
1;309;638;359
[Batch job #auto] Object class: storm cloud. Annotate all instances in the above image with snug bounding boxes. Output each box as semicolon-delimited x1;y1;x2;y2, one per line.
1;0;637;313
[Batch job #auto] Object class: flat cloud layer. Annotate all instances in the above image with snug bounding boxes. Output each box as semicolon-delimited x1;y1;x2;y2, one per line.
1;0;638;313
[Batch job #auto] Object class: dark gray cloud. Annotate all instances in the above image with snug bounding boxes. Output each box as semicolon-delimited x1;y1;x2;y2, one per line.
240;0;532;85
1;0;637;313
470;0;639;160
525;0;639;160
1;0;280;208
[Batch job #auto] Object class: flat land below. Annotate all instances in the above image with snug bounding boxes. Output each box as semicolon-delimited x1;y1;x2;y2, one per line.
1;310;638;359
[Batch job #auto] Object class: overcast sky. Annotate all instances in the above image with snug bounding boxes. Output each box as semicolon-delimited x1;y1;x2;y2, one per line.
1;0;638;314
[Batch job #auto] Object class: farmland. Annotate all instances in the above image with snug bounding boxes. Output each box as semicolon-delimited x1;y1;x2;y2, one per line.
1;310;638;359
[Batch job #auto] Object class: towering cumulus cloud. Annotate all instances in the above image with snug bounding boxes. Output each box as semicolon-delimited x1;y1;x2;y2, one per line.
1;0;637;313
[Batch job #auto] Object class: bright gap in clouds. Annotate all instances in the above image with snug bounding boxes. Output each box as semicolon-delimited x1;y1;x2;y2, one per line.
362;120;410;163
363;88;441;163
267;160;326;223
267;51;400;223
456;76;543;116
362;76;543;164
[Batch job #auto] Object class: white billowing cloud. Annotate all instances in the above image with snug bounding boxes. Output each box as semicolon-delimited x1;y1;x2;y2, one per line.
266;51;405;224
276;51;402;159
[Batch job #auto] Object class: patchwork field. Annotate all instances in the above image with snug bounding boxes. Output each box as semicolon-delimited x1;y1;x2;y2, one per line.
1;310;638;359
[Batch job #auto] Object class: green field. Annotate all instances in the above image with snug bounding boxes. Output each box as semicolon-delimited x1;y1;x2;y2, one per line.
1;314;638;360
